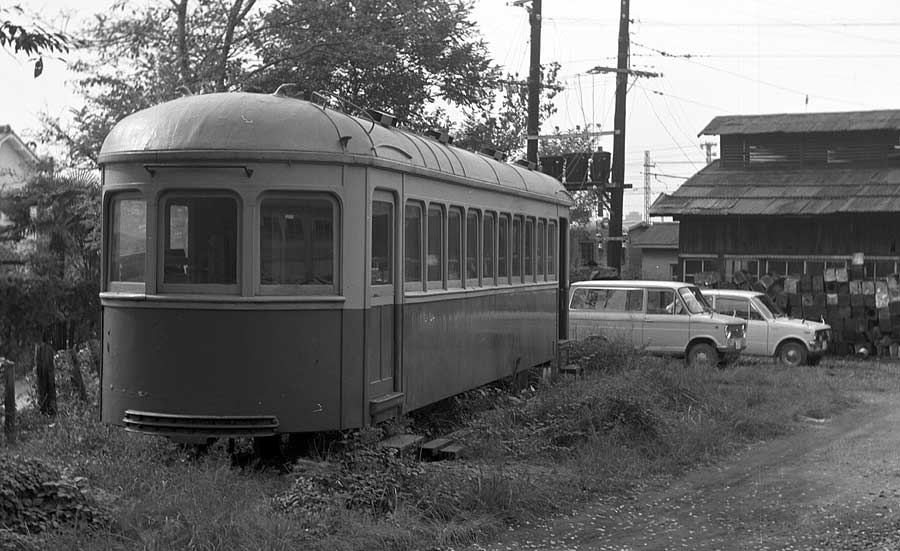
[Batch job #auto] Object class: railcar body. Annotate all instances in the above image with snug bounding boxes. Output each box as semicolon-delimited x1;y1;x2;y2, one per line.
98;91;571;438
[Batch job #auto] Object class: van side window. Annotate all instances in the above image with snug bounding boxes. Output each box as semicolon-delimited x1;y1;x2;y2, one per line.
647;290;675;314
715;297;750;319
571;288;643;312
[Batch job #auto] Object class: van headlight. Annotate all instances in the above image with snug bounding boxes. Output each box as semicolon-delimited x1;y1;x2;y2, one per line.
725;323;746;339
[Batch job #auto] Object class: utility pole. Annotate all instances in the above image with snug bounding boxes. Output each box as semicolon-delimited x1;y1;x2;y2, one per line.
608;0;630;273
526;0;542;164
643;150;654;222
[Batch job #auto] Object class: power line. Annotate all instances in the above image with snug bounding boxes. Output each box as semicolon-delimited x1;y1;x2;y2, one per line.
640;87;698;170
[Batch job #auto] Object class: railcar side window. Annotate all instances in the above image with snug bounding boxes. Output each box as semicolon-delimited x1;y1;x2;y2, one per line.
466;210;479;283
537;219;546;277
109;195;146;285
548;221;558;278
483;212;495;283
498;214;509;281
259;196;336;291
371;201;393;285
162;195;238;287
426;205;443;286
524;218;534;278
512;216;522;280
404;202;423;284
448;207;462;287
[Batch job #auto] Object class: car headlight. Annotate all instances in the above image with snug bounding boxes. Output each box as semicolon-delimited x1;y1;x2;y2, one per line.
725;323;745;339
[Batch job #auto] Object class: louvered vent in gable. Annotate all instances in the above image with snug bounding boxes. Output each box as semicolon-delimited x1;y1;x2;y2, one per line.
746;134;802;167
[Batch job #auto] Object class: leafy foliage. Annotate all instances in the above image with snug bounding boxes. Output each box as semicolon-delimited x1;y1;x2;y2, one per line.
0;454;108;535
0;5;70;77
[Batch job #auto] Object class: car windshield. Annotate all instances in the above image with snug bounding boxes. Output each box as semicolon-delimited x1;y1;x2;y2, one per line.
678;286;712;314
757;294;786;317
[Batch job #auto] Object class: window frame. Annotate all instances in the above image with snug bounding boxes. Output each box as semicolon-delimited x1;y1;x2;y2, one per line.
371;194;395;294
107;191;147;293
512;215;523;282
524;217;535;281
425;203;445;290
548;220;558;280
158;190;242;295
498;214;510;284
404;200;425;292
537;218;546;279
257;192;340;296
482;211;496;286
465;208;481;287
447;206;464;289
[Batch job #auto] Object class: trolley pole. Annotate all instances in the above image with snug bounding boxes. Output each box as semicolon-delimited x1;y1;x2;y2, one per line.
526;0;542;165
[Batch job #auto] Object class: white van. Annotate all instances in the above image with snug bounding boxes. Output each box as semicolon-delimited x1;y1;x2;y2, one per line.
701;289;832;366
568;280;747;367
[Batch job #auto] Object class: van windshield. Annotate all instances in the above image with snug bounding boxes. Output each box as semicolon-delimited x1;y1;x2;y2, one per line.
756;294;786;318
679;286;712;314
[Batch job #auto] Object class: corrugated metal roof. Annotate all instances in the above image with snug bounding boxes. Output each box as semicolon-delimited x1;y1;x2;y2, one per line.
629;222;678;249
650;160;900;217
701;110;900;136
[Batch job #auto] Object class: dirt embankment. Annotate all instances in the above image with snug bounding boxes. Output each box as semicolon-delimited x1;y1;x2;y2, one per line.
476;390;900;551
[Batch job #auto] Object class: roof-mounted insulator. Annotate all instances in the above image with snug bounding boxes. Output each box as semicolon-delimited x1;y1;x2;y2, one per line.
273;83;298;97
479;147;506;161
425;129;453;144
513;158;536;170
365;108;398;128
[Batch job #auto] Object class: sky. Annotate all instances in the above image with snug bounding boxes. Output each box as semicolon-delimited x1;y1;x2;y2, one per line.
4;0;900;217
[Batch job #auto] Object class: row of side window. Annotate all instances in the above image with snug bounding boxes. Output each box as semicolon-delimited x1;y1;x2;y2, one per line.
396;201;558;292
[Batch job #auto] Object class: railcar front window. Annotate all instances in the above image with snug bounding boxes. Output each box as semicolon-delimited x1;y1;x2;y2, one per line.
163;196;238;286
259;197;335;289
371;201;393;285
405;203;423;284
109;196;146;284
109;196;147;283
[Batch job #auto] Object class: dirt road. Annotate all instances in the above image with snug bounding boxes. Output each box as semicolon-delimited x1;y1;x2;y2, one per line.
476;390;900;551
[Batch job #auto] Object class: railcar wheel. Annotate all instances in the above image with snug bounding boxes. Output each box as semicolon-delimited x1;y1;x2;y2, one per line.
777;341;807;367
686;343;718;368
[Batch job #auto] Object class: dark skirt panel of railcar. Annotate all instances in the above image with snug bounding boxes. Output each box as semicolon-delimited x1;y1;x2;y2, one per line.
401;286;557;410
101;304;355;433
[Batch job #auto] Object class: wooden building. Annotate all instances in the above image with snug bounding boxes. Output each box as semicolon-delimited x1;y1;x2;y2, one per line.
626;221;679;281
651;110;900;351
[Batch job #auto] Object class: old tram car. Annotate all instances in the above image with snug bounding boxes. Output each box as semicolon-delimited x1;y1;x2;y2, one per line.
99;91;572;439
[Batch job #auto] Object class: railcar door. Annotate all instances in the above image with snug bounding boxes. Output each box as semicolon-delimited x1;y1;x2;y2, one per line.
368;191;401;419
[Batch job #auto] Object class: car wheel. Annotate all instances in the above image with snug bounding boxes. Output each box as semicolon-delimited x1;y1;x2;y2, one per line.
777;341;807;367
687;342;719;368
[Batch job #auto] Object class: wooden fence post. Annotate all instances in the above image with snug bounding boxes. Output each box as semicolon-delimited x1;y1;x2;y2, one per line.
68;348;88;402
34;343;56;416
3;358;14;445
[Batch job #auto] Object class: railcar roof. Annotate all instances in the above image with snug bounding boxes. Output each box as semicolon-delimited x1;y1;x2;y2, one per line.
99;92;571;204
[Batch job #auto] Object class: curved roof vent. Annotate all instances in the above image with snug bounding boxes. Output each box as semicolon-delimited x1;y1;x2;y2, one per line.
425;129;453;144
479;147;506;161
513;158;536;170
365;108;398;128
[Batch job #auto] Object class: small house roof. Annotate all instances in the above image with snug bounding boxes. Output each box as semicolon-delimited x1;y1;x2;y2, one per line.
700;110;900;136
0;125;40;165
628;222;679;249
650;160;900;217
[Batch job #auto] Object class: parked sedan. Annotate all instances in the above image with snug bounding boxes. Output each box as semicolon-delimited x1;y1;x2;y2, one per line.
701;289;832;366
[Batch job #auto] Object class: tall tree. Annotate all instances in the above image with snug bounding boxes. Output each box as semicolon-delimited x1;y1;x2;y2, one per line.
247;0;498;119
454;62;561;158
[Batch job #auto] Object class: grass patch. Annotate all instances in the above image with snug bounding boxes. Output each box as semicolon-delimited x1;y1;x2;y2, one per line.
4;347;899;550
